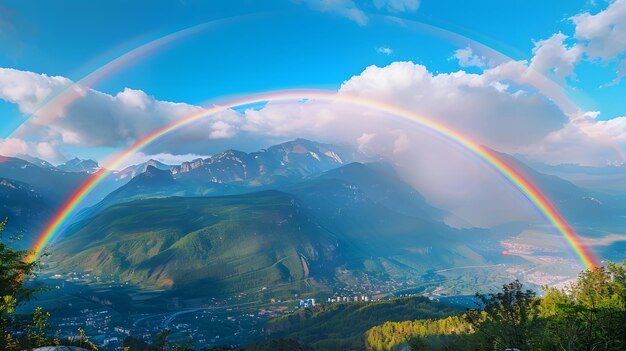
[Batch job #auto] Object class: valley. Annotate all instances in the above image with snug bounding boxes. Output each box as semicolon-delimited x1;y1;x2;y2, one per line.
2;138;624;350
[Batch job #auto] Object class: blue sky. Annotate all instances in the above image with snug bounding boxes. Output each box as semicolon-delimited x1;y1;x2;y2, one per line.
1;0;625;166
0;0;604;102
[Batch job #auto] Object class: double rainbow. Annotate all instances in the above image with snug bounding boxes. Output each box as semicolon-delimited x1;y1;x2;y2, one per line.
27;90;599;269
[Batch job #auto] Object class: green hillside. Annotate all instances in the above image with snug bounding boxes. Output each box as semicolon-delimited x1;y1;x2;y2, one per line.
50;162;491;298
51;191;341;295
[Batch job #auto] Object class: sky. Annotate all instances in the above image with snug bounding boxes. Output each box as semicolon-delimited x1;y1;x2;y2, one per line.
2;0;626;226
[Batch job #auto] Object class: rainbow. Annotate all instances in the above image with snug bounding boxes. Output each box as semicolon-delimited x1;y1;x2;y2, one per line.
27;89;599;269
10;14;258;138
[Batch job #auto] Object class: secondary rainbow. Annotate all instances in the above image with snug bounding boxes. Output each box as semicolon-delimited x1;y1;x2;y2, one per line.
10;14;257;138
10;14;580;140
27;89;599;269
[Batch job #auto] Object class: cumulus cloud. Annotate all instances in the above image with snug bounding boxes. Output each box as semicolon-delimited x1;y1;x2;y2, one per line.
356;132;376;152
453;47;489;68
529;33;582;82
1;60;625;225
571;0;626;61
0;137;63;162
565;0;626;83
2;75;219;147
376;46;393;55
0;68;247;160
238;61;625;225
518;111;626;165
29;87;209;148
339;61;569;150
3;61;624;168
0;68;71;114
210;58;620;169
373;0;420;13
502;1;626;87
391;130;409;154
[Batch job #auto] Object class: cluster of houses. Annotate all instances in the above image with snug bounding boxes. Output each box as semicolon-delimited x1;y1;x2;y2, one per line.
298;295;372;309
328;295;370;303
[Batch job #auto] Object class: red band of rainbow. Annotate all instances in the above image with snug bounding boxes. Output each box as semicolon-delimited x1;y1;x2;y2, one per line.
27;90;599;269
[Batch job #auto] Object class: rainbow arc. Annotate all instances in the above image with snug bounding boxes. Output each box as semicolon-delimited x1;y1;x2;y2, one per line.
27;89;599;269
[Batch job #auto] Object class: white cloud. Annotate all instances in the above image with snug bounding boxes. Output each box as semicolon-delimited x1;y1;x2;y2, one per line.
35;141;60;160
373;0;420;13
481;59;582;116
116;87;151;110
339;61;569;151
519;111;626;165
376;46;393;55
2;61;625;225
0;72;262;161
3;62;623;169
236;61;626;225
507;0;626;87
0;69;247;160
453;47;489;68
571;0;626;61
302;0;368;25
0;137;27;156
116;152;211;169
0;68;71;114
529;33;582;82
208;120;237;139
0;137;63;162
566;0;626;83
35;87;206;148
356;132;376;152
392;131;409;154
241;99;337;137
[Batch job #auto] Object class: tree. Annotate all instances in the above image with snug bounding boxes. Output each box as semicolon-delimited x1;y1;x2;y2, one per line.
0;218;44;350
0;218;99;351
540;262;626;351
540;286;581;350
465;280;541;350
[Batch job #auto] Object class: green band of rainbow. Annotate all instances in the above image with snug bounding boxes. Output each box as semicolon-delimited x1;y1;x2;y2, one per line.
27;89;599;269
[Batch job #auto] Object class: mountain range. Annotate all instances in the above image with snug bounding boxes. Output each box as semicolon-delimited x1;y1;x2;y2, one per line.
0;139;362;242
1;139;624;296
51;160;486;295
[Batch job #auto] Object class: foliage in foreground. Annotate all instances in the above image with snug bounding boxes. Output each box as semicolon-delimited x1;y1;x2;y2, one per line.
264;295;462;350
366;315;472;350
363;261;626;351
122;330;193;351
0;218;98;351
2;216;625;351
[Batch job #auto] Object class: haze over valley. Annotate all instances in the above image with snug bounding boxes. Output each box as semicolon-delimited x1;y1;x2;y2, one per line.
1;1;625;350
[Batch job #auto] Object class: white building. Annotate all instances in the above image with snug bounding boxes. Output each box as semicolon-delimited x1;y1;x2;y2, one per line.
299;298;316;308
